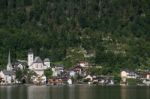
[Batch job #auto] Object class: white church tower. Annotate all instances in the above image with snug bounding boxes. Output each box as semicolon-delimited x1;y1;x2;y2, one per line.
28;49;34;66
7;51;13;71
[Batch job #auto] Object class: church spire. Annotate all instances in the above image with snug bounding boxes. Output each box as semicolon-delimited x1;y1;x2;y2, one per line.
7;51;12;71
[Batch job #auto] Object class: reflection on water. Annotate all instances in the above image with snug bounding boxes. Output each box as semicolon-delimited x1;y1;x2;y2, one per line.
28;86;49;99
68;85;75;99
6;86;11;99
121;86;127;99
78;85;93;99
146;87;150;99
120;86;150;99
0;86;27;99
1;85;150;99
0;86;11;99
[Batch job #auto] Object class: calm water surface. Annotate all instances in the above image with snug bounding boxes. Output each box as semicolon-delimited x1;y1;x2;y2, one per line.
0;85;150;99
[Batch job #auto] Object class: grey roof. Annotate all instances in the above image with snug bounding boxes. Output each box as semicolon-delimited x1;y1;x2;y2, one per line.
44;58;50;62
3;70;15;75
34;56;43;63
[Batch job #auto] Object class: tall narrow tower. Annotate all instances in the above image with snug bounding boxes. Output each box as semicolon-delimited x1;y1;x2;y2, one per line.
28;49;34;66
7;51;12;71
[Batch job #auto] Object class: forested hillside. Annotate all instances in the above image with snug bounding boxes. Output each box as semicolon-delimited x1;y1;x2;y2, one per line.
0;0;150;72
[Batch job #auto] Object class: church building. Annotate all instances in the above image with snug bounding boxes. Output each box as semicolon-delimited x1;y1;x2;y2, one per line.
28;50;50;76
0;51;15;84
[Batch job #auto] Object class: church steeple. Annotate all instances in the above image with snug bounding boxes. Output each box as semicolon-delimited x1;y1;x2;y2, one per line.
28;49;34;66
7;51;12;71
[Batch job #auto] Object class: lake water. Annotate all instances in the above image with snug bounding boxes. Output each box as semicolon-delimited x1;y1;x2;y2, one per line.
0;85;150;99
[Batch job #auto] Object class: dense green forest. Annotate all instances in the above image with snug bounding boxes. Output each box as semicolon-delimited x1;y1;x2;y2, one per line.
0;0;150;73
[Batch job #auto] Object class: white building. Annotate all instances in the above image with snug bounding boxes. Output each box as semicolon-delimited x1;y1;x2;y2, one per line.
28;50;50;76
121;71;127;82
0;70;15;84
44;58;50;68
121;70;138;83
0;51;16;84
52;66;64;77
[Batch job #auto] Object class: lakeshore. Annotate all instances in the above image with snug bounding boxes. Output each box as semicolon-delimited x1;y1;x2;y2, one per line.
1;50;150;87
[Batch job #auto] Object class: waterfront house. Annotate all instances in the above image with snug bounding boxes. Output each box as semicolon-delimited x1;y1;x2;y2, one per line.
121;71;127;82
70;65;83;75
146;73;150;80
121;70;138;79
139;72;150;80
2;70;15;84
52;65;64;77
69;71;76;77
